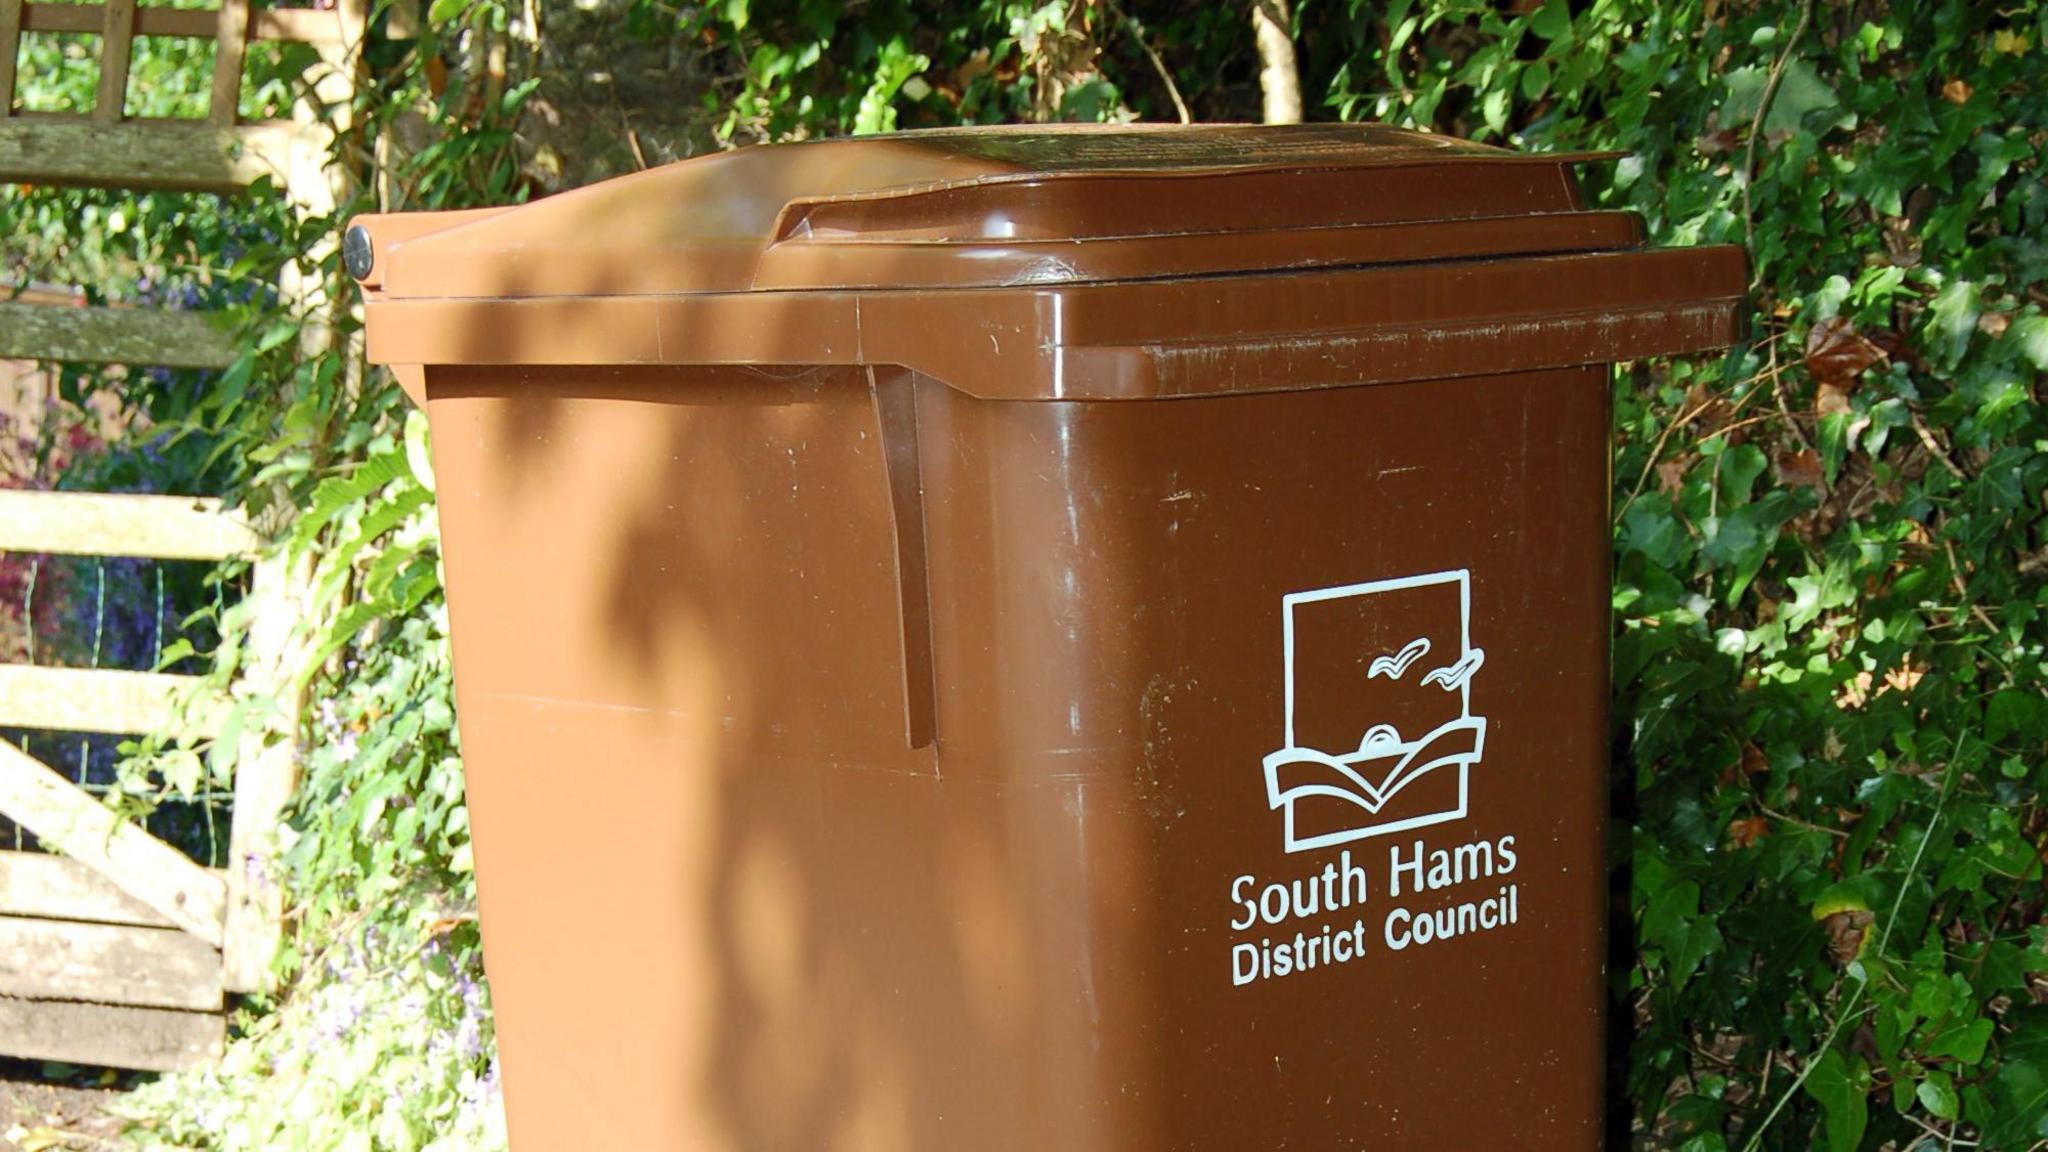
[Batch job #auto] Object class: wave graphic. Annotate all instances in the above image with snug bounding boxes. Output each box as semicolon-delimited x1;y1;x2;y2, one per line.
1263;717;1487;815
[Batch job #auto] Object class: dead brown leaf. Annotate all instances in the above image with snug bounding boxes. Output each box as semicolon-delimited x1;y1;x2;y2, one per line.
1867;327;1925;372
1943;77;1974;104
1805;317;1887;389
1729;816;1771;849
1821;908;1875;965
1773;448;1825;491
1655;457;1691;495
1741;742;1771;777
1839;670;1873;709
1881;216;1922;267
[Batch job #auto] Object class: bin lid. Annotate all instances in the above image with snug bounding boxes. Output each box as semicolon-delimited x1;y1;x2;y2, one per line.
356;123;1637;297
355;123;1747;400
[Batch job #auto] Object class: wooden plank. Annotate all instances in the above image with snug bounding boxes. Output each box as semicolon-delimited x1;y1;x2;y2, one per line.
0;490;261;560
208;0;247;126
0;849;179;928
0;0;22;120
21;2;347;44
0;741;226;944
0;117;301;193
0;665;222;737
253;5;349;45
93;0;135;122
222;552;305;992
0;300;237;369
23;1;163;35
0;915;222;1010
387;0;419;39
0;995;222;1072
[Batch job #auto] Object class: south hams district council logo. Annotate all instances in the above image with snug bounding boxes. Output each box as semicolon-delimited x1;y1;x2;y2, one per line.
1262;569;1489;853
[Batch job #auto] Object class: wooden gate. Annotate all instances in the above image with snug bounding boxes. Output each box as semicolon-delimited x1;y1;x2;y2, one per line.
0;0;365;1071
0;494;297;1070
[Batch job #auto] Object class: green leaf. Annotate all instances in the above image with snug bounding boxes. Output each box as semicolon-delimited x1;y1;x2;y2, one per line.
254;320;298;353
1926;280;1980;365
153;638;196;670
1530;0;1571;42
1804;1049;1870;1152
1621;501;1690;569
1717;442;1769;507
289;449;411;551
1925;1017;1993;1066
161;748;205;798
2011;315;2048;370
1985;689;2047;744
402;409;436;494
1917;1070;1959;1119
1722;60;1841;136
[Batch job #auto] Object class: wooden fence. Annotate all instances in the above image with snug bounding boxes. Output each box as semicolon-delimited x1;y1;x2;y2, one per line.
0;494;302;1070
0;0;365;1071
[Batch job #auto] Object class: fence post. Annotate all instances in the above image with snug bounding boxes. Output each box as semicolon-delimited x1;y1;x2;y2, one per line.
220;550;309;994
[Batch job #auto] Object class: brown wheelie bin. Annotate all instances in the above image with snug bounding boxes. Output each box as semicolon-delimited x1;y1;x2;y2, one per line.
350;124;1746;1150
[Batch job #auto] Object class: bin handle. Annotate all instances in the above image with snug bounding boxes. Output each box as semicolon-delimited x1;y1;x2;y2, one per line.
870;367;939;751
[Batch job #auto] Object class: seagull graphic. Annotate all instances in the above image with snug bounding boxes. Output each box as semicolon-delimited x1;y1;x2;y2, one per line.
1421;648;1485;692
1367;638;1431;680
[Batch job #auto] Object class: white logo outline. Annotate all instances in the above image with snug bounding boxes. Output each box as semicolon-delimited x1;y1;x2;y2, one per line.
1262;569;1489;854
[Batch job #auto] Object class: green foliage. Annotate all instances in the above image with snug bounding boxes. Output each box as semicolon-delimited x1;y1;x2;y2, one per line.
682;0;1177;139
121;911;502;1152
1552;3;2048;1146
31;9;535;1147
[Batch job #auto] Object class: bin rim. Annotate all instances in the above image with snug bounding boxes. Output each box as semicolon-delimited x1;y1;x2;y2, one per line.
366;245;1749;404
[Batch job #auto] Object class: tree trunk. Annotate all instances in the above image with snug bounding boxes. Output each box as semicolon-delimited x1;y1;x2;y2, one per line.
1253;0;1302;124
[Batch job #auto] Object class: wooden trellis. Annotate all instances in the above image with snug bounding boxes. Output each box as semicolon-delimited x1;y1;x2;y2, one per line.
0;0;368;1071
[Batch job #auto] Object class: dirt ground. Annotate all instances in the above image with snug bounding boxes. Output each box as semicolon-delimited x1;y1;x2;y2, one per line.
0;1062;131;1151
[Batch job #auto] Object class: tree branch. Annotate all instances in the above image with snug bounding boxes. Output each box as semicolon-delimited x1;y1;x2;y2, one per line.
1741;0;1815;269
1252;0;1301;125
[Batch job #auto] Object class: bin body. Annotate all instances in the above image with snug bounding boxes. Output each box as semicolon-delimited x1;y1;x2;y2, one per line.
357;124;1746;1150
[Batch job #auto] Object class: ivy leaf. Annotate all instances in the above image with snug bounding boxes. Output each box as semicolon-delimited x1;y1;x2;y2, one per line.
1717;443;1770;507
1915;1070;1959;1119
1642;876;1723;989
1723;60;1842;136
1977;1008;2048;1143
2011;315;2048;371
1531;0;1572;42
1622;501;1691;569
1925;1017;1993;1066
1985;689;2047;744
1926;280;1980;365
1803;1049;1870;1152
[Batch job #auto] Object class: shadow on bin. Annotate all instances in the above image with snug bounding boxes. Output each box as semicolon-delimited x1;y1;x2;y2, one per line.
353;123;1746;1150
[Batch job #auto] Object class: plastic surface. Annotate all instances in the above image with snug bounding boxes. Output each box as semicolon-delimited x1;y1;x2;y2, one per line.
355;123;1743;403
355;124;1747;1150
355;123;1623;297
